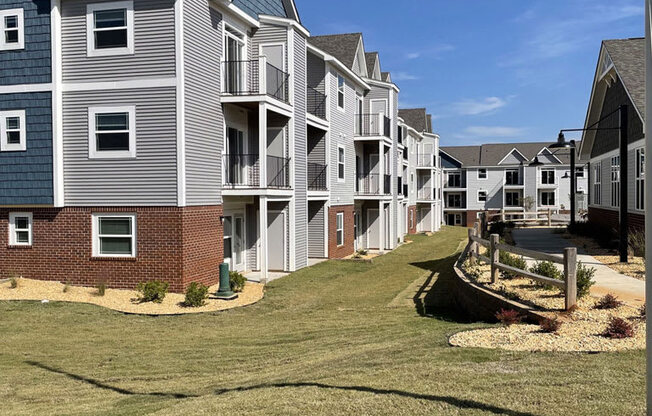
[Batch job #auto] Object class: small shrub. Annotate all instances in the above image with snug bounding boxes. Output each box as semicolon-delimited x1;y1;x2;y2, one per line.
595;293;623;310
136;280;169;304
229;271;246;293
63;282;70;293
576;262;596;299
9;277;18;289
183;282;209;307
463;259;483;281
495;309;522;326
629;230;646;259
96;283;106;297
356;249;368;256
499;251;527;279
539;317;563;334
529;261;562;289
602;317;634;339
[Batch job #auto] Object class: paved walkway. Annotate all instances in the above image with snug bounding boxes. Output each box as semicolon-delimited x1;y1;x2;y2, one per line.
511;228;645;306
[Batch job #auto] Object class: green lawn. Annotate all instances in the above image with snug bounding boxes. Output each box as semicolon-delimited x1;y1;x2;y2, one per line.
0;227;645;415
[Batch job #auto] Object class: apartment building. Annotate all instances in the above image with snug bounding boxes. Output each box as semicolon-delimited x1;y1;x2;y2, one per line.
579;38;645;232
0;0;442;290
440;143;588;227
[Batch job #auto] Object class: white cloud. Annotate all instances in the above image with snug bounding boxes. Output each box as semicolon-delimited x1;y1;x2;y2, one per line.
406;52;420;59
453;97;508;116
453;126;527;141
392;72;419;81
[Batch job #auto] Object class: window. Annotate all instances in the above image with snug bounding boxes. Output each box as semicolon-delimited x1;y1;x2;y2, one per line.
447;172;461;187
540;191;555;206
336;212;344;246
505;191;520;207
0;9;24;50
93;214;136;257
89;106;136;159
610;156;620;207
505;169;519;185
478;190;487;202
223;216;232;259
87;1;134;57
541;169;555;185
478;169;487;179
447;193;462;208
337;145;345;181
8;212;32;246
337;75;345;110
636;148;645;210
0;110;26;152
593;164;602;205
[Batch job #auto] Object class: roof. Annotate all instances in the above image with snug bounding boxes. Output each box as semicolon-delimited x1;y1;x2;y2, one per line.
365;52;378;78
399;108;431;133
232;0;290;20
441;142;577;167
381;72;391;82
603;38;645;118
308;33;362;70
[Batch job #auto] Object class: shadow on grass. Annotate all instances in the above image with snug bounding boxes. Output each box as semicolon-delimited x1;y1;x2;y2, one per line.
25;361;198;399
213;382;538;416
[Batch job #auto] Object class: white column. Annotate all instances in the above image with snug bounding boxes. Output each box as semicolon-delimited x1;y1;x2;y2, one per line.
259;196;268;283
378;200;385;252
379;142;385;190
259;102;267;187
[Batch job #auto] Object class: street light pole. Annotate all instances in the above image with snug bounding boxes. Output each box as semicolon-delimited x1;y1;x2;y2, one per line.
570;143;576;227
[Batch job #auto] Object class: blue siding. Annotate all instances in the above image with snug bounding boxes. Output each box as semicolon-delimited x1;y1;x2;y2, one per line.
232;0;287;19
0;92;53;205
0;0;51;85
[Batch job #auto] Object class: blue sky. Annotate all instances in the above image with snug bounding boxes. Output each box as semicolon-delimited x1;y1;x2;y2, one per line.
298;0;644;146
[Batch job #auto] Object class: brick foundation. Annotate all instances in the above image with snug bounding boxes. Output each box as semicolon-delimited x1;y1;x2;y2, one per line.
328;205;354;259
407;205;417;234
588;206;645;233
465;210;479;228
0;206;223;292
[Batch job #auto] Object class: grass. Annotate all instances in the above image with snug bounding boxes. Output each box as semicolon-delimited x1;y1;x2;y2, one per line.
0;227;644;415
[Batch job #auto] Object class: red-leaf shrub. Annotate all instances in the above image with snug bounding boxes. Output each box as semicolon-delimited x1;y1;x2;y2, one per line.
539;317;562;334
595;294;623;310
495;309;522;326
602;317;634;339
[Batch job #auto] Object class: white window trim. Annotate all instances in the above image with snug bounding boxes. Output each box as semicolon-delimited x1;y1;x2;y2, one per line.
337;144;345;182
593;164;602;205
337;74;345;112
636;148;645;211
88;105;136;159
540;190;556;207
540;168;555;185
92;213;137;258
86;1;134;57
0;110;26;152
336;212;344;247
610;156;620;208
8;212;32;246
477;168;487;180
0;8;24;51
477;190;487;203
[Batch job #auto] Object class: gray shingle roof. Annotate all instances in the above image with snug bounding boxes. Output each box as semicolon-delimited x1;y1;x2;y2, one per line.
232;0;288;20
441;141;578;167
399;108;430;133
308;33;362;70
381;72;391;82
603;38;645;119
365;52;378;78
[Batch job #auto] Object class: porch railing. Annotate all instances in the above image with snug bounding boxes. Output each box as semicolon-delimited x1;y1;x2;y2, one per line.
417;153;435;167
308;162;327;191
267;155;291;188
222;58;289;103
418;189;433;200
355;113;391;137
223;154;260;188
266;62;289;103
307;86;327;119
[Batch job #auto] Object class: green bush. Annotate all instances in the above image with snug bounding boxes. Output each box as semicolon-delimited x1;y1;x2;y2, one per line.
183;282;209;307
499;251;527;279
463;259;482;281
229;271;247;293
576;262;596;299
9;277;17;289
63;282;70;293
96;283;106;297
529;261;562;289
629;230;645;259
136;280;169;304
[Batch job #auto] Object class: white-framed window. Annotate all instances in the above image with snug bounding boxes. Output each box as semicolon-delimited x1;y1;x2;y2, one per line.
223;216;232;259
541;168;555;185
540;191;555;206
8;212;32;246
409;209;414;229
478;190;487;203
610;156;620;207
505;191;520;207
0;8;24;50
636;148;645;211
0;110;26;152
337;74;345;110
88;106;136;159
447;172;461;187
87;1;134;57
337;145;345;181
447;193;462;208
477;168;487;180
336;212;344;246
593;163;601;205
505;169;519;185
92;213;136;257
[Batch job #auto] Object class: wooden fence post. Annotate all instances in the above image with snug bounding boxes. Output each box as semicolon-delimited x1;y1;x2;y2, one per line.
490;234;500;283
500;209;505;222
564;247;577;310
468;228;476;264
547;208;552;227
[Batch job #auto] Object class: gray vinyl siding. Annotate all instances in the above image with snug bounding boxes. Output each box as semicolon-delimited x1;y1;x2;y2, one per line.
524;165;537;207
269;201;290;270
364;86;389;113
306;51;325;92
293;30;307;270
307;129;325;164
328;65;355;205
307;201;325;257
63;87;177;205
391;88;398;243
183;0;222;205
499;152;525;165
251;22;288;70
61;0;176;83
246;203;257;271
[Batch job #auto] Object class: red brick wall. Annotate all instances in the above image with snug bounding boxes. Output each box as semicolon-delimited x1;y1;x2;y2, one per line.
0;206;223;292
407;205;417;234
465;211;479;228
328;205;354;259
588;206;645;233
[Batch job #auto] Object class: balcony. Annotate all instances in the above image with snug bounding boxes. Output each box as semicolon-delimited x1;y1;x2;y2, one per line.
417;154;435;168
355;114;391;138
355;173;391;196
308;162;327;191
222;58;289;103
307;87;326;119
418;189;434;201
223;154;291;189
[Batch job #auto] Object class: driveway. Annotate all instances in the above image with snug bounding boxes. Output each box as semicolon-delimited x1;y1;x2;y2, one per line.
511;228;645;306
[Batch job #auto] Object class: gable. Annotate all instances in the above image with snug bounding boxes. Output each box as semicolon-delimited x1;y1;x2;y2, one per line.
441;152;462;169
537;149;561;164
498;149;527;165
352;38;368;77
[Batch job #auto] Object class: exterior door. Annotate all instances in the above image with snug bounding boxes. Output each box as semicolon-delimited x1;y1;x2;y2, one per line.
227;127;246;185
367;208;380;249
368;154;379;193
267;210;286;271
354;211;361;251
384;203;391;248
233;216;245;271
261;44;285;99
420;208;430;232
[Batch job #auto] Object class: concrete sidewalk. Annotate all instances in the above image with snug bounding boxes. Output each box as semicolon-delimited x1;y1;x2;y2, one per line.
511;228;645;306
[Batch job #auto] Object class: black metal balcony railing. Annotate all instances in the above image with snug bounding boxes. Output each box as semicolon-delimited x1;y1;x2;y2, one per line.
355;114;391;137
308;162;327;191
266;62;289;103
223;154;260;188
222;60;289;103
397;177;403;196
355;173;389;195
384;174;391;194
307;86;326;119
267;155;291;188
